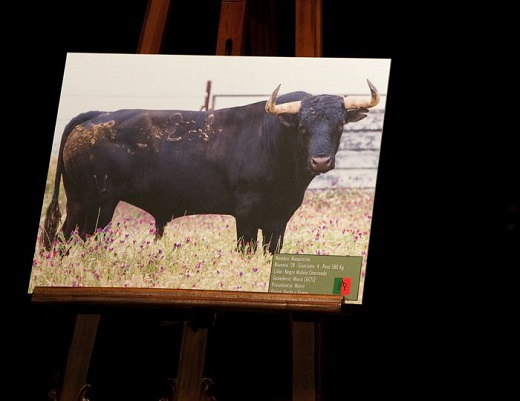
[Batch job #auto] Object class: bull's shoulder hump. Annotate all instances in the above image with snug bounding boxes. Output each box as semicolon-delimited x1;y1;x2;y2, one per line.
275;91;312;102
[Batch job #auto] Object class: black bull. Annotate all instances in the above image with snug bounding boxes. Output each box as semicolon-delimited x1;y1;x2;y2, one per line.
41;80;380;254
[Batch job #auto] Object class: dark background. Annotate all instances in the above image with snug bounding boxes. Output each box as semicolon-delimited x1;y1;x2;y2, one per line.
7;1;518;400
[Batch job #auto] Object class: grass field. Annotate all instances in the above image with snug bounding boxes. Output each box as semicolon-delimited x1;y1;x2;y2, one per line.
29;186;375;297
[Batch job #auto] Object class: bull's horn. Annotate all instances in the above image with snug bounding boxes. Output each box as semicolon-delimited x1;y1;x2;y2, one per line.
265;84;302;115
344;79;380;110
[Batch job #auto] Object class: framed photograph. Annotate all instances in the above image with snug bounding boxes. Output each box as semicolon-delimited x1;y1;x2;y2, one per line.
29;53;391;304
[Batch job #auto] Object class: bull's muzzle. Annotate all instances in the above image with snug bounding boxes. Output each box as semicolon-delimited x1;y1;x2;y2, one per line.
311;156;333;172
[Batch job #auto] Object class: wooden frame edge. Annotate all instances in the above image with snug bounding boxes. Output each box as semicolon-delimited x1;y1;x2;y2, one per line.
31;286;345;313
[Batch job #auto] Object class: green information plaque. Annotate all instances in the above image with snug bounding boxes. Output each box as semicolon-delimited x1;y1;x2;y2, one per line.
268;253;363;300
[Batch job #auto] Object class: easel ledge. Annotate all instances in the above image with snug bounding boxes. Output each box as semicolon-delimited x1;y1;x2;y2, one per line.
32;286;346;313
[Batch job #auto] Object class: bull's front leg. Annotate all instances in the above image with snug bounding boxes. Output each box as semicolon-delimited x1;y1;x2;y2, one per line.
234;219;259;254
262;221;287;254
233;191;263;254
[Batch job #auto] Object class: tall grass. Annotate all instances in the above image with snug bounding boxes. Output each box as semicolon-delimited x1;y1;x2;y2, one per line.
29;186;374;295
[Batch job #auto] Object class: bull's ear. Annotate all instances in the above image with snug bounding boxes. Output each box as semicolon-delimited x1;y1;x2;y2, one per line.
277;114;297;127
346;108;369;123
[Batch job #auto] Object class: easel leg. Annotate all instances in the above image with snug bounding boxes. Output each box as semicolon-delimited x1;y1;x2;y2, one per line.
216;0;247;55
294;0;322;57
58;313;100;401
174;320;210;401
292;318;321;401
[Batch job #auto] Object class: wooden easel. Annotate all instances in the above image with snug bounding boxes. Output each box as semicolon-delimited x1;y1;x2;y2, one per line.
33;1;335;400
138;0;322;57
32;288;342;401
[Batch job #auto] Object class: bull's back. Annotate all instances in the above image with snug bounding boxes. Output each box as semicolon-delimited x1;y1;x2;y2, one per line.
61;109;237;215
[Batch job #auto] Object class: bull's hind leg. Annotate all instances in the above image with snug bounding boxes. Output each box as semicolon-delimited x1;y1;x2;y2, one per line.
62;200;118;243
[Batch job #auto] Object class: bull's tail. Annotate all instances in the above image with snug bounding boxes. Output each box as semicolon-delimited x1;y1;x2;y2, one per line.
40;111;102;251
41;196;61;251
